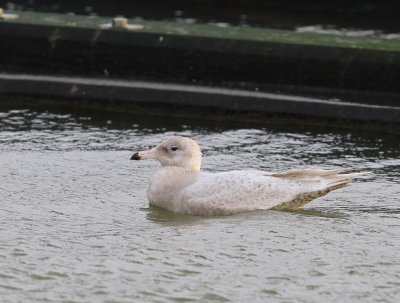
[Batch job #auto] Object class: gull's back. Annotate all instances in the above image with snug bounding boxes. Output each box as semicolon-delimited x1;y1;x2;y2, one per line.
174;169;354;216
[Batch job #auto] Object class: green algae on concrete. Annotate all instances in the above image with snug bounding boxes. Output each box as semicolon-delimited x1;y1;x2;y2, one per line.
1;11;400;52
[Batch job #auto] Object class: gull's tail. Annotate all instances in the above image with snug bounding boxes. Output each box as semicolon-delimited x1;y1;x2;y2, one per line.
272;168;369;210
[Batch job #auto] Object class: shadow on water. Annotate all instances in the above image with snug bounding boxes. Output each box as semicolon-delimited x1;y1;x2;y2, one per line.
143;205;207;226
144;204;349;224
278;208;349;219
0;103;261;133
321;206;400;215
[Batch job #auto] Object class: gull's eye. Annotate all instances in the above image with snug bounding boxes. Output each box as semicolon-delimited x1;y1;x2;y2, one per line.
171;146;178;151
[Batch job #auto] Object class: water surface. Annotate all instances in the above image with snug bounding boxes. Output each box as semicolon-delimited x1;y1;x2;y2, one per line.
0;109;399;302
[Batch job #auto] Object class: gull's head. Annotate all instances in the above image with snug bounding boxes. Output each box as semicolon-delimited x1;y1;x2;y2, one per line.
131;136;202;171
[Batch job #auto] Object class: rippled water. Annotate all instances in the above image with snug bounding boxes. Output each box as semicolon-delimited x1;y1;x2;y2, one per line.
0;108;399;302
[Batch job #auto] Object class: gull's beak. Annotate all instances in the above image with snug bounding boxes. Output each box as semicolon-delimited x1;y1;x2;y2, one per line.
130;148;157;160
130;152;140;160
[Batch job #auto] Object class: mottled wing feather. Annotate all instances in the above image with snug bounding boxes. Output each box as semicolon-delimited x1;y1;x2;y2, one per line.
180;171;300;215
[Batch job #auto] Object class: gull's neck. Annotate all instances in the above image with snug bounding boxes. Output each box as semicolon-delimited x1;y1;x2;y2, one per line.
160;165;199;173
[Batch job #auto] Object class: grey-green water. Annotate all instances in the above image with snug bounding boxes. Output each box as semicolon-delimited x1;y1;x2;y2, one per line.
0;109;399;303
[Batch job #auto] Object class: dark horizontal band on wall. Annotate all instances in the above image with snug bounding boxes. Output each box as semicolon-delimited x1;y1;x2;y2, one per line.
1;73;399;124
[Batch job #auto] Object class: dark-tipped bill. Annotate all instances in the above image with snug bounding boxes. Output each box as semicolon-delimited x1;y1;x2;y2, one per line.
130;152;140;160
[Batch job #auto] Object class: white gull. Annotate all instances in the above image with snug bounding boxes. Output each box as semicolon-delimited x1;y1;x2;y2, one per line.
131;136;361;216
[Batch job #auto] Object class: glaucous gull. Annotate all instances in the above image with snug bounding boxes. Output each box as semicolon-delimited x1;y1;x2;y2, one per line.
131;136;362;216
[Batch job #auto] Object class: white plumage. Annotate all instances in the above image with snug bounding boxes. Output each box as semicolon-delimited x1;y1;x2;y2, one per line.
131;136;362;216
